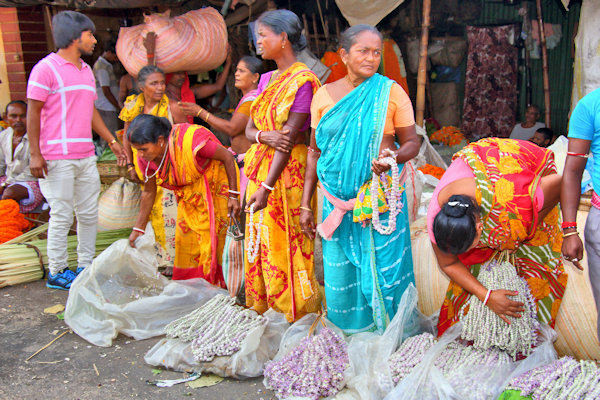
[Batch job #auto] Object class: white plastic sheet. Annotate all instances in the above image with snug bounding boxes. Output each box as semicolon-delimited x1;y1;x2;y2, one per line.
65;224;227;347
144;309;288;379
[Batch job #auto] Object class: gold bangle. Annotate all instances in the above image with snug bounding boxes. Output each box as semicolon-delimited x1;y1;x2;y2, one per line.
205;112;211;123
300;206;313;212
563;231;579;238
109;139;117;146
196;108;203;118
127;166;135;172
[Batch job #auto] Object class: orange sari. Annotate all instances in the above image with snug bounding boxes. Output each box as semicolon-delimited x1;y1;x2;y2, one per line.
138;124;233;285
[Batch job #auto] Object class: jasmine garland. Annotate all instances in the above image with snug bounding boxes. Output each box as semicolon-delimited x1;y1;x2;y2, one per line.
460;259;539;359
164;294;268;362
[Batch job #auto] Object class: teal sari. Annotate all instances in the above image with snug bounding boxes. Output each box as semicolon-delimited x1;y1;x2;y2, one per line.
316;73;415;334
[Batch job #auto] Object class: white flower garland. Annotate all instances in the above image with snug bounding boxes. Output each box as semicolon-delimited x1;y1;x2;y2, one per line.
370;149;402;235
460;258;540;359
388;332;512;388
164;294;268;362
246;204;263;263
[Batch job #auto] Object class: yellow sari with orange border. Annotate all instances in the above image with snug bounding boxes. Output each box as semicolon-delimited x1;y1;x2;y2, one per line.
244;62;322;322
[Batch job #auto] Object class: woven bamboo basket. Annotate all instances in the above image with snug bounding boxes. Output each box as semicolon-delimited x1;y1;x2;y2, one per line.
97;161;127;186
410;214;600;360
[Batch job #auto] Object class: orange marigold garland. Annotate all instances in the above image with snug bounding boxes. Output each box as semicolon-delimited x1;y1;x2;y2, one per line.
417;164;446;180
0;199;30;243
430;126;465;147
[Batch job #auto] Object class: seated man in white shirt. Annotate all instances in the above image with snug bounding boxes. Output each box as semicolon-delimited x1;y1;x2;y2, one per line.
0;101;43;212
509;104;545;141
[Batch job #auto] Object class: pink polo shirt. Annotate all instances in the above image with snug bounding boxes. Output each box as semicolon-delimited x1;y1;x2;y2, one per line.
27;53;97;160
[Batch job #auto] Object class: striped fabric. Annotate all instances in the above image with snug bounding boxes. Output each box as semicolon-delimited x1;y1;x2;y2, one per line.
116;7;228;76
222;234;245;298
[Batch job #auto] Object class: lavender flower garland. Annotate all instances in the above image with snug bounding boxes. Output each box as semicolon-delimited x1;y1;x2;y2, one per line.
506;357;600;400
264;327;349;400
164;294;268;362
460;259;540;359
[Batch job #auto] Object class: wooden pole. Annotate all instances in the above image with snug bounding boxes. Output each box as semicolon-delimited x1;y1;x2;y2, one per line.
303;14;311;52
535;0;551;128
312;14;320;55
415;0;432;127
316;0;329;44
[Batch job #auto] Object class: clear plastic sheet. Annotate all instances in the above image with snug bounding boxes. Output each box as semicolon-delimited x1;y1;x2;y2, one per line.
65;224;227;347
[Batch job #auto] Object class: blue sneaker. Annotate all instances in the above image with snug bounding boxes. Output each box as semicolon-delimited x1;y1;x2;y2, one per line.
75;266;85;275
46;269;77;290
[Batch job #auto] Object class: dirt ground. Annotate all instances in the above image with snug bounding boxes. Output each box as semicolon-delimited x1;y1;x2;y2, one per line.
0;280;274;400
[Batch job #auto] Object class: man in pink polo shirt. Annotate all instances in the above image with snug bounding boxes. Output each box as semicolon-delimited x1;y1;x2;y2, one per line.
27;11;126;290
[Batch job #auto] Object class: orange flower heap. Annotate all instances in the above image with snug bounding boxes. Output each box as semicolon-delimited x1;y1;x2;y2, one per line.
0;199;30;243
430;126;465;147
417;163;445;180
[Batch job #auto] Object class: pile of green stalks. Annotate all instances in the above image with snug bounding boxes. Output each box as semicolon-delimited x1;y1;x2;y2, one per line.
0;226;131;287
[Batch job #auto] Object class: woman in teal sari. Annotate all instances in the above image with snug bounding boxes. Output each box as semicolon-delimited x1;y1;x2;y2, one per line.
300;25;420;334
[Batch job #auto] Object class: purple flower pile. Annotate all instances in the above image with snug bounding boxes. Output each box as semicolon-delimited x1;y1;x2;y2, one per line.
264;327;349;399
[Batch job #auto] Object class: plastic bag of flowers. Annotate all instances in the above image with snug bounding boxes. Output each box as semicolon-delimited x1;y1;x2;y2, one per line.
337;284;435;400
144;305;289;379
383;321;557;400
500;356;600;399
263;313;349;399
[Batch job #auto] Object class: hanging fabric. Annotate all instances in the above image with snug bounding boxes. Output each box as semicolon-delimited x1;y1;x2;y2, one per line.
461;25;518;139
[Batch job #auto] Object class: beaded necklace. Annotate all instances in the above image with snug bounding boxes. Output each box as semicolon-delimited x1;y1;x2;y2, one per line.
144;144;168;183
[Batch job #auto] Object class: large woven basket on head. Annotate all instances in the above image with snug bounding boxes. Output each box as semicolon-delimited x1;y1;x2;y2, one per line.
116;7;227;77
410;214;600;361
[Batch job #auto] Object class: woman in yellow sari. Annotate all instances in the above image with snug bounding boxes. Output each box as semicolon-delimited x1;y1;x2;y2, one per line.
243;10;322;322
127;114;240;285
119;65;187;274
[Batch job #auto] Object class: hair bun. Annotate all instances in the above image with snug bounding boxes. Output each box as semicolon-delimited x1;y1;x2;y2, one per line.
442;202;468;218
441;194;473;218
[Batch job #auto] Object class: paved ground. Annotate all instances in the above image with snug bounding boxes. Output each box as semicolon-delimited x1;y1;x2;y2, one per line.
0;280;275;400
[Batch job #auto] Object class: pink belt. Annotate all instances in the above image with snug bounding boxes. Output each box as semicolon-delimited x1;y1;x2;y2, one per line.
592;191;600;210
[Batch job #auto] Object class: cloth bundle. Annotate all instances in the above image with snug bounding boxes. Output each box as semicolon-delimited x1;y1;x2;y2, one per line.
116;7;228;76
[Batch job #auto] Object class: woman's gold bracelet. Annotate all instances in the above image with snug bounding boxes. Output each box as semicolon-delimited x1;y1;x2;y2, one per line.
563;231;579;238
196;108;204;118
205;112;211;123
300;206;313;212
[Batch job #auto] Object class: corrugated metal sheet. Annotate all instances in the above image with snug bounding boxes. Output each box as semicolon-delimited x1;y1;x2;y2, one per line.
472;0;580;135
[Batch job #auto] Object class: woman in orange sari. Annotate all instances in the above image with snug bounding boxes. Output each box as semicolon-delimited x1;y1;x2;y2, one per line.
127;114;240;285
427;138;567;336
243;10;322;322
